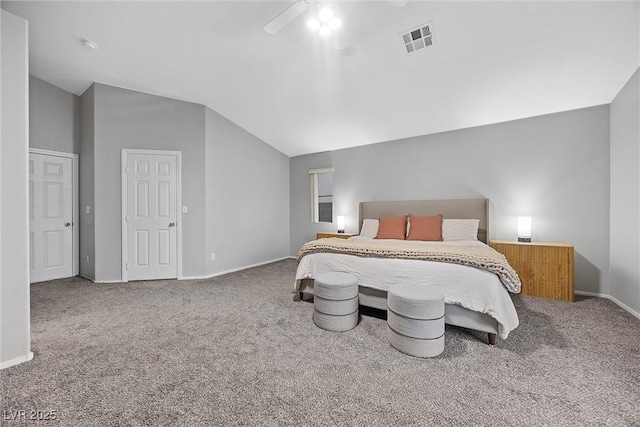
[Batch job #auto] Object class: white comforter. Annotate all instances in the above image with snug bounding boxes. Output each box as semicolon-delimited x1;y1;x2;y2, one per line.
295;238;519;339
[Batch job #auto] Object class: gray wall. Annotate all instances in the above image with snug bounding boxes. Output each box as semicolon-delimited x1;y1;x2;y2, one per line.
29;75;80;154
290;105;611;295
79;85;95;280
86;83;207;281
1;10;31;367
205;108;290;275
610;68;640;314
79;83;289;281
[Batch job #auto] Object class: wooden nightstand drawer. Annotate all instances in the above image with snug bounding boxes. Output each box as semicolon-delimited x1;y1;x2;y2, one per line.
491;240;574;302
317;232;357;240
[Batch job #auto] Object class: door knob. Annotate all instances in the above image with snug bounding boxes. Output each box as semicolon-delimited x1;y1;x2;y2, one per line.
169;222;176;227
64;222;71;227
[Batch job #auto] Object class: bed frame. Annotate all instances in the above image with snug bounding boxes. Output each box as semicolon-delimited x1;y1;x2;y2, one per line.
296;198;499;345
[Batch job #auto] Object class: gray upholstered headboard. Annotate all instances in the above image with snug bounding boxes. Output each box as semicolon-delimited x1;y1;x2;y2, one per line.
359;199;490;244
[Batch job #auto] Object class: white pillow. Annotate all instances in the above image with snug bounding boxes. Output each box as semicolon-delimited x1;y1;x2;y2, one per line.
360;219;379;238
442;219;480;241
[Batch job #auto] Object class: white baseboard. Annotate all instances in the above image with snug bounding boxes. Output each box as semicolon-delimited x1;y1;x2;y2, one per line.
574;291;640;320
83;257;297;283
0;351;33;370
81;273;121;284
181;256;294;281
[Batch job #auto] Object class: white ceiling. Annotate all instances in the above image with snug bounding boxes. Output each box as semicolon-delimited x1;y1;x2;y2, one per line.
3;1;639;157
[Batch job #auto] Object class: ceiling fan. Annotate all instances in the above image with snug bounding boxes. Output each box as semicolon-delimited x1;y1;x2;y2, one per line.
263;0;407;35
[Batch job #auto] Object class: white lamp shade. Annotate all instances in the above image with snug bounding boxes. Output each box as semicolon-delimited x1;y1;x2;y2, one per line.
337;215;345;232
517;216;532;241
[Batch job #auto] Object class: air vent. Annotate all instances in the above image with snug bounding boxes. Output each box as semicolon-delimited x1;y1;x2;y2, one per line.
401;22;435;54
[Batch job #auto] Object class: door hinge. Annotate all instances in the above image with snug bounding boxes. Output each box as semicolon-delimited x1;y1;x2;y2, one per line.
126;263;129;270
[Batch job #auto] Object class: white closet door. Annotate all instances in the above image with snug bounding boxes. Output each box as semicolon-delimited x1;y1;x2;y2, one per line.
29;153;73;283
125;153;178;280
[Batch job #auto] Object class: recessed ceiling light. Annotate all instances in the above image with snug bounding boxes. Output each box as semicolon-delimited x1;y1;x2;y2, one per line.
82;39;98;50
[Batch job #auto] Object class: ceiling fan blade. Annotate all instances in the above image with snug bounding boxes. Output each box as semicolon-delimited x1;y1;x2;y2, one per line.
263;1;309;34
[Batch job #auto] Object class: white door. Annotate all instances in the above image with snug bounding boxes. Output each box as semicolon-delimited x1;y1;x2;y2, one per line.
29;153;73;283
125;152;178;281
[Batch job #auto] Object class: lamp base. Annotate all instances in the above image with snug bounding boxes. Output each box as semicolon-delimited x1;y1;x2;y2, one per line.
337;230;345;234
518;237;531;242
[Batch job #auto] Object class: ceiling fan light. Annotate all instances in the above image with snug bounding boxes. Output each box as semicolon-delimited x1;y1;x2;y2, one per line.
319;8;333;23
307;18;320;31
328;18;341;30
319;25;332;36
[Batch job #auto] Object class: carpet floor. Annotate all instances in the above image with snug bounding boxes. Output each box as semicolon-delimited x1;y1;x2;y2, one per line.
1;259;639;426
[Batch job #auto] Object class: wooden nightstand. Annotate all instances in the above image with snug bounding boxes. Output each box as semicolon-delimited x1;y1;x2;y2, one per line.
490;240;574;302
316;232;357;240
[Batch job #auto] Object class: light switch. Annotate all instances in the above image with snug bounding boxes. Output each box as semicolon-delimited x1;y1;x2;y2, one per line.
86;206;91;214
182;206;188;213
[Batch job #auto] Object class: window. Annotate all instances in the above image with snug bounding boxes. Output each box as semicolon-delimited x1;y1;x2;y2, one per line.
309;167;333;223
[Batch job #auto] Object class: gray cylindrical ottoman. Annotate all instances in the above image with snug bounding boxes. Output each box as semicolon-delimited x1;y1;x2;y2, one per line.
387;284;444;357
313;272;359;332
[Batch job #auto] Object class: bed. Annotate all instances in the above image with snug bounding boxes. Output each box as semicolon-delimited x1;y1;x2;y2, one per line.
294;199;520;345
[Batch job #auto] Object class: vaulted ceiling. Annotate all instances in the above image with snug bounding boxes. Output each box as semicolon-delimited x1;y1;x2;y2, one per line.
3;1;639;156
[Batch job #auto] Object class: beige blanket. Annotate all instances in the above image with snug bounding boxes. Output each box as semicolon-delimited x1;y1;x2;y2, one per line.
296;238;521;293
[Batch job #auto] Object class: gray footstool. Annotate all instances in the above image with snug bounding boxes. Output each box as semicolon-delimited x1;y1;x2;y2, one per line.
387;284;444;357
313;272;359;332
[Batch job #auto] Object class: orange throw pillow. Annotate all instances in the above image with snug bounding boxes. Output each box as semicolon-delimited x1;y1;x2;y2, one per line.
407;214;443;241
375;216;407;240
